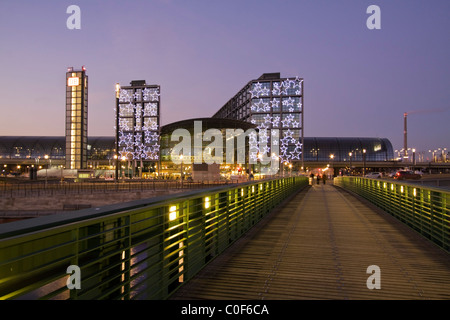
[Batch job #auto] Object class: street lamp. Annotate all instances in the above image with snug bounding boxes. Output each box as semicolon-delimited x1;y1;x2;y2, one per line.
114;154;118;181
330;154;334;177
348;152;352;175
362;149;367;176
412;148;416;170
115;83;120;181
121;156;126;180
180;154;184;187
44;154;49;185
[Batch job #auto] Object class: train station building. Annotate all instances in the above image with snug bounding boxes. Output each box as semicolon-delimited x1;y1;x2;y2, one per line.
0;72;398;180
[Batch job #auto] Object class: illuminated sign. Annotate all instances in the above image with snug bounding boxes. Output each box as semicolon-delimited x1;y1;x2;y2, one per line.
68;77;80;86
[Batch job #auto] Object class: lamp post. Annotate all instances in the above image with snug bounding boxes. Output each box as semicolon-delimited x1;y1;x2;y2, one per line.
330;154;334;177
362;149;367;177
412;148;416;171
115;83;120;181
114;154;118;181
348;152;352;175
121;156;126;180
44;154;49;186
180;154;184;188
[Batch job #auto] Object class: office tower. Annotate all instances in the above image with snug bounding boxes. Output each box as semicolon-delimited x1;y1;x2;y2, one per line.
65;66;88;170
115;80;161;178
213;73;304;164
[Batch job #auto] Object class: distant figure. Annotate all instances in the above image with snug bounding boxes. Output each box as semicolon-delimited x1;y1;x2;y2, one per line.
316;175;320;184
322;174;327;184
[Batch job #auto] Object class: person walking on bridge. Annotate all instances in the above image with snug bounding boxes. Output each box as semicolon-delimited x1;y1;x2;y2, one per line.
322;173;327;184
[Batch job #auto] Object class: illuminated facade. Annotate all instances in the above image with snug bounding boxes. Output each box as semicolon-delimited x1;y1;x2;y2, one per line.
0;136;398;178
65;66;88;169
115;80;161;177
212;73;304;165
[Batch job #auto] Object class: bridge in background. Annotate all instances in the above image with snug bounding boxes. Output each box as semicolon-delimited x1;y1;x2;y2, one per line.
0;176;449;300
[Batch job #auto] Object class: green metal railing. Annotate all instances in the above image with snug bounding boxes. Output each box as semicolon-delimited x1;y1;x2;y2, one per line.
334;176;450;252
0;176;308;300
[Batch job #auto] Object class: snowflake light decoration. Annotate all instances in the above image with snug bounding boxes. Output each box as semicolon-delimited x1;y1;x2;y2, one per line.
244;76;303;168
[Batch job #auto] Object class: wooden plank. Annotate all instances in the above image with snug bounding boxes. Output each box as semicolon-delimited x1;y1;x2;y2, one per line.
171;183;450;300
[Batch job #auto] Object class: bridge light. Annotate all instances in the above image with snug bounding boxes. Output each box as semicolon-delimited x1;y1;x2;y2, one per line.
204;197;210;209
169;205;177;221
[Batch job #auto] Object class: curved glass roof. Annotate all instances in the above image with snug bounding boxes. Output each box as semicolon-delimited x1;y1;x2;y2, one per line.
303;137;394;162
0;135;394;162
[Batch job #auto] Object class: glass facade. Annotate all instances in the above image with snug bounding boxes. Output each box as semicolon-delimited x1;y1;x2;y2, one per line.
0;72;394;174
303;137;394;162
65;67;88;169
116;81;160;162
159;118;255;164
0;137;112;160
212;73;304;164
0;136;394;164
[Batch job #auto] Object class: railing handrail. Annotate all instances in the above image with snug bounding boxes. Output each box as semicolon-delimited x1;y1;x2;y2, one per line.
0;176;309;300
0;177;296;240
334;176;450;253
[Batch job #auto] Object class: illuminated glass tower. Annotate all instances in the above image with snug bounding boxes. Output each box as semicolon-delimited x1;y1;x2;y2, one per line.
65;66;88;170
115;80;161;178
213;73;304;165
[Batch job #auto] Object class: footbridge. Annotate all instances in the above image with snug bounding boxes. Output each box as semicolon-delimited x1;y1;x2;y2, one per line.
0;176;449;300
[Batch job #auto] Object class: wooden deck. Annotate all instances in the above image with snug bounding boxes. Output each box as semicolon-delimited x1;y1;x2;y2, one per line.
171;182;450;300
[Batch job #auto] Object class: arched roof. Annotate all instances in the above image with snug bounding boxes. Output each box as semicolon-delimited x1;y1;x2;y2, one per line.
303;137;394;162
0;135;394;161
161;118;256;135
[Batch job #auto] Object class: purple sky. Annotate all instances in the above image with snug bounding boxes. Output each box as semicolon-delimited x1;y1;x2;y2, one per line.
0;0;449;154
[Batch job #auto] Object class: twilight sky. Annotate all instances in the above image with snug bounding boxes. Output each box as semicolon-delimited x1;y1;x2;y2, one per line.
0;0;449;154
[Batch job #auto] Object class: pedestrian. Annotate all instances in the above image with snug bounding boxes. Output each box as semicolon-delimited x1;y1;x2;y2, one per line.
316;174;320;184
322;173;327;184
